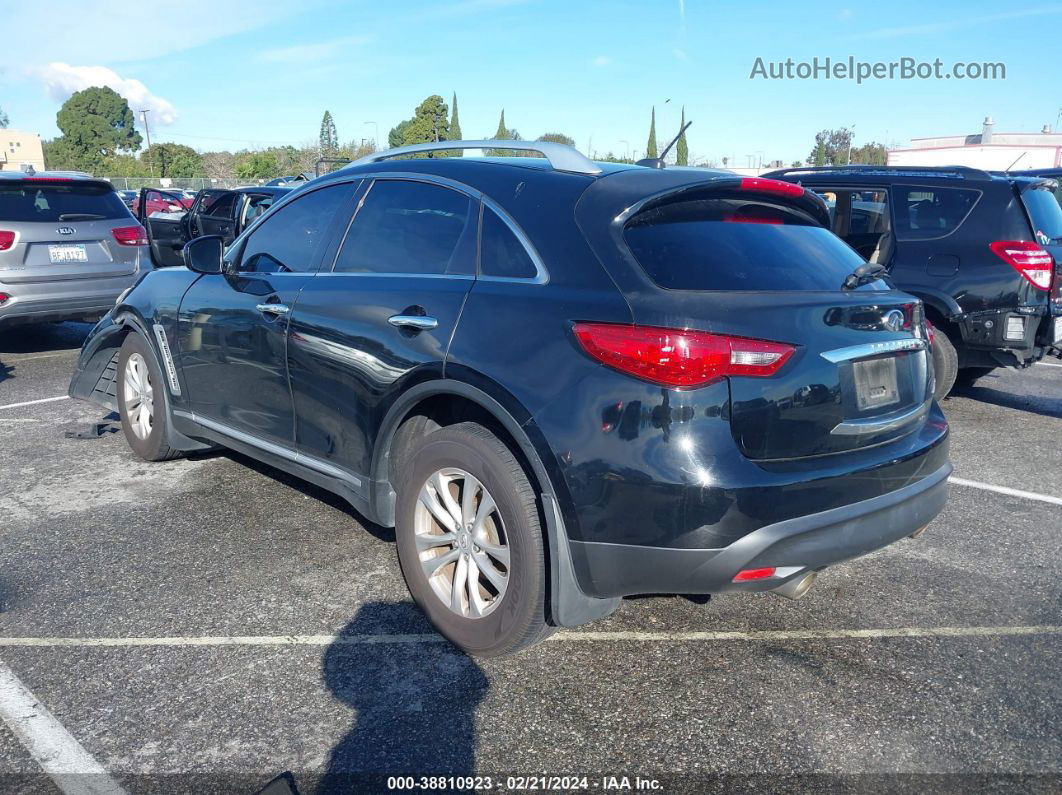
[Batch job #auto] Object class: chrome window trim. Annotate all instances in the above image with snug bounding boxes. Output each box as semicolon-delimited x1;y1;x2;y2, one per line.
820;338;927;363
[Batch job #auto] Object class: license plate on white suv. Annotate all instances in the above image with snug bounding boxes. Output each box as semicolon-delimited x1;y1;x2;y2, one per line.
48;244;88;263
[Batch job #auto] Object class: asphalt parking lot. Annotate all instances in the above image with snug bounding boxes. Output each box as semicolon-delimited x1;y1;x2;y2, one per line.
1;323;1060;794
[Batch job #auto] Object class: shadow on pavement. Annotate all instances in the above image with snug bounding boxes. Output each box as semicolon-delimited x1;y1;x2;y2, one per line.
949;380;1062;419
0;321;94;356
317;601;487;792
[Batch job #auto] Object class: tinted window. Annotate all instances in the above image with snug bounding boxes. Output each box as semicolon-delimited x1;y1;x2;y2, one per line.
0;183;128;222
238;184;349;273
1021;186;1062;244
333;180;474;275
201;192;237;219
892;186;979;240
242;194;275;225
480;207;537;278
624;198;871;291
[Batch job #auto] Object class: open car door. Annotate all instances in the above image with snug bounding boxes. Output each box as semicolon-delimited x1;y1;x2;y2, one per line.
136;188;190;268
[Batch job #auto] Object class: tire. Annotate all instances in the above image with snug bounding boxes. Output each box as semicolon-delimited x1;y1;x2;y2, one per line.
930;330;958;400
395;421;548;657
954;366;996;388
116;333;181;462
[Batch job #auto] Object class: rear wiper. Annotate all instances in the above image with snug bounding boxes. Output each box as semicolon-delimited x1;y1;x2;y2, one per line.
842;262;889;290
58;213;106;221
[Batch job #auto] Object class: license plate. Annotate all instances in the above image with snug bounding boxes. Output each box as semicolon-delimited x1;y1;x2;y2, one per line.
853;356;900;411
48;244;88;263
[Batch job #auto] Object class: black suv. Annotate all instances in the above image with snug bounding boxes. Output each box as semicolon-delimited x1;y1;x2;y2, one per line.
764;166;1062;395
70;142;950;656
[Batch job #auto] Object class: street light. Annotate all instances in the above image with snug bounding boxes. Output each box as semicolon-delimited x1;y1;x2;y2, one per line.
619;139;630;160
846;124;856;165
364;121;379;151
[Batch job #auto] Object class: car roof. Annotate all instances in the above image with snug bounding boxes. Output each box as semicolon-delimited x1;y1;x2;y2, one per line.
0;170;98;181
230;185;292;196
761;164;1018;185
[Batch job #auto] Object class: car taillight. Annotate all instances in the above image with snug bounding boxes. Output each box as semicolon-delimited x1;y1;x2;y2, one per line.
925;319;936;344
738;177;804;198
572;322;796;388
0;231;14;251
0;293;9;305
111;225;148;246
989;240;1053;291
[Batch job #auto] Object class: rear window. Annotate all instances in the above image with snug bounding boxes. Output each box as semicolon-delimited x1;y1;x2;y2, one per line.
1021;186;1062;244
0;182;129;222
623;198;870;291
891;186;980;240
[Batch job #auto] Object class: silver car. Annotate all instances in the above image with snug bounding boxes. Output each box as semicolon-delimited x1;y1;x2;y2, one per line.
0;173;151;327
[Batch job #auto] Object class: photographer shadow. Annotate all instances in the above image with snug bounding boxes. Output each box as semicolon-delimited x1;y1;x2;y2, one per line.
318;601;488;793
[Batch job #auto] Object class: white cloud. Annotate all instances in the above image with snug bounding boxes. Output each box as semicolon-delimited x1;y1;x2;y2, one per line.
591;55;612;67
673;48;689;61
33;63;178;125
260;35;372;64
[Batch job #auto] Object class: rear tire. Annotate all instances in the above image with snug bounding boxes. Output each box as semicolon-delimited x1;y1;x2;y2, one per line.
395;421;548;657
117;333;181;462
930;331;958;400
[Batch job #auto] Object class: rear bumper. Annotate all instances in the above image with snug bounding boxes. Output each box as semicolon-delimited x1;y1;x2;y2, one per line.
957;305;1061;366
568;462;951;598
0;294;122;326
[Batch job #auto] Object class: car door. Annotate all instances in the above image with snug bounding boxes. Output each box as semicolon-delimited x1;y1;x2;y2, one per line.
174;181;355;447
287;177;478;479
137;188;188;268
195;190;239;245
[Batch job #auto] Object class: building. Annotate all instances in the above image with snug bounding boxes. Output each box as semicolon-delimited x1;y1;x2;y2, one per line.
888;117;1062;170
0;129;46;173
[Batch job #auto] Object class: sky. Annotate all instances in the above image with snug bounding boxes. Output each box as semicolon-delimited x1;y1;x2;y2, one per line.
1;0;1060;166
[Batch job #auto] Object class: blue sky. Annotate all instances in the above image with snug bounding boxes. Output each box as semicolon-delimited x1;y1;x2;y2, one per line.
2;0;1060;165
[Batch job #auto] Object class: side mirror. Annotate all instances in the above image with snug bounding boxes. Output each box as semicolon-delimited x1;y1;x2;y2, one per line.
182;235;225;274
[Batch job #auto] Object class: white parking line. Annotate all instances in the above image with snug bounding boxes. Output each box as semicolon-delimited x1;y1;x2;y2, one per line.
1037;360;1062;368
0;395;69;411
4;351;79;363
950;476;1062;507
0;659;125;795
0;624;1057;649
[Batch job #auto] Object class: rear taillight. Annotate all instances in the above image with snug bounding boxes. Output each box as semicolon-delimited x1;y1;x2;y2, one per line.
573;322;795;388
0;231;14;251
738;177;805;198
925;319;937;345
989;240;1053;291
111;225;148;246
0;293;9;305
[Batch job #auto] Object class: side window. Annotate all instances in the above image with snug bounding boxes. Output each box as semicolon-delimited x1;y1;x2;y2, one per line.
893;186;980;240
238;183;350;273
479;207;538;279
242;194;275;226
333;180;474;275
202;192;237;219
810;188;890;237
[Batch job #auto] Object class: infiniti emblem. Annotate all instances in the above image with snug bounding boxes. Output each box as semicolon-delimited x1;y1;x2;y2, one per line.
883;310;905;332
56;227;75;235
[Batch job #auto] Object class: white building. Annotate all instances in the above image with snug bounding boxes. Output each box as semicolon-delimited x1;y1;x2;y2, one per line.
888;117;1062;171
0;129;46;173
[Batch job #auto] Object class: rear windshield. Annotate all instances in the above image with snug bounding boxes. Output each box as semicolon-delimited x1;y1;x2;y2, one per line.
1021;186;1062;244
624;198;872;291
0;182;129;223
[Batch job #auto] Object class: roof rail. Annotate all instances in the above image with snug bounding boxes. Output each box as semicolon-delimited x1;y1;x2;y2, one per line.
762;164;994;181
346;140;602;176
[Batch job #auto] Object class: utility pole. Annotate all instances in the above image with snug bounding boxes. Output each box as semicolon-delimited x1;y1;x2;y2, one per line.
139;109;153;178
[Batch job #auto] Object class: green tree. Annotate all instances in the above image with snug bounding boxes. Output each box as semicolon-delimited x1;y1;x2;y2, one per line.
808;128;852;166
53;87;142;173
486;109;528;156
849;141;888;166
386;95;451;157
319;110;338;156
675;106;688;166
537;133;575;146
141;142;202;178
234;150;280;179
449;93;462;156
646;106;658;160
813;140;826;166
0;106;8;129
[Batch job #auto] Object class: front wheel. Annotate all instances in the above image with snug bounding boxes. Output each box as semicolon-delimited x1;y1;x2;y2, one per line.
117;333;181;462
395;422;549;657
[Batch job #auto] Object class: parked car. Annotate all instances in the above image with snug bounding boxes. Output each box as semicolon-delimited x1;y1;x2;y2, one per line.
116;189;139;213
1020;168;1062;210
764;165;1062;395
70;141;950;656
135;185;291;267
0;173;150;327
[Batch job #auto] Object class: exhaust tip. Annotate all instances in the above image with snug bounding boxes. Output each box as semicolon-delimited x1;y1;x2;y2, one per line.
772;571;817;600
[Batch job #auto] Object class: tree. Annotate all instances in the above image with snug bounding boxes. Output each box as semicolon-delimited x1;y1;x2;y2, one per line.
485;109;529;156
0;107;8;129
53;87;142;173
791;160;803;167
807;128;853;166
201;150;236;180
849;141;888;165
645;106;658;160
675;106;688;166
234;150;280;179
449;93;462;156
537;133;575;146
141;142;202;178
386;95;451;157
319;111;338;156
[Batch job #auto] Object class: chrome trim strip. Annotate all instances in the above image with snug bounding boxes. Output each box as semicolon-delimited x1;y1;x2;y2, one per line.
256;303;290;315
347;139;602;176
821;338;927;363
388;315;438;330
173;411;362;487
151;323;181;396
830;399;932;436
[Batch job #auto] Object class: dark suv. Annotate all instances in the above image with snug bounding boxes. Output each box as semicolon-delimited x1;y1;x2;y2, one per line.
764;165;1062;395
70;141;950;656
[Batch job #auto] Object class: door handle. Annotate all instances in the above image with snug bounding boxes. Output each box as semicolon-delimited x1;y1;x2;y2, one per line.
256;303;290;316
388;314;438;330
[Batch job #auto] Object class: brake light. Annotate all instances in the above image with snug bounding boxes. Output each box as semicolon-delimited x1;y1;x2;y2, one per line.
925;319;937;344
0;293;9;305
739;177;804;198
573;323;795;388
0;231;14;251
733;567;776;582
111;225;148;246
989;240;1054;291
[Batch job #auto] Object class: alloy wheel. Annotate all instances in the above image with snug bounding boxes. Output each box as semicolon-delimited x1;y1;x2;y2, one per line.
123;352;154;440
